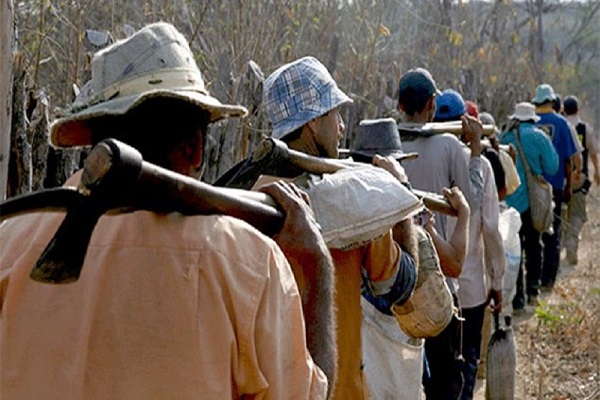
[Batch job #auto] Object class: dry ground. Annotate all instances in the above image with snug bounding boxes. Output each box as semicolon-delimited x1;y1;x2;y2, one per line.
475;185;600;399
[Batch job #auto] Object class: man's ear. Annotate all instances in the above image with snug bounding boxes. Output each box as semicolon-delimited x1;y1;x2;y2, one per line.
188;133;203;169
306;117;319;136
398;102;406;113
425;96;436;113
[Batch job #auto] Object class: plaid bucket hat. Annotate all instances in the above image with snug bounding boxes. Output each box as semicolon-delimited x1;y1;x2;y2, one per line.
262;56;353;140
50;22;248;148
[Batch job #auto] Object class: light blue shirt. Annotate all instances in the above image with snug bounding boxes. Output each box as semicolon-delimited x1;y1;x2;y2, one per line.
500;123;559;213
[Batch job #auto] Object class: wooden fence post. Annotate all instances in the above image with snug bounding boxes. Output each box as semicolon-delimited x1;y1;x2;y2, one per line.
0;0;14;200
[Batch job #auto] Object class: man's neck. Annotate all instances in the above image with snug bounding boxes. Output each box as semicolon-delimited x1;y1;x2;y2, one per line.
403;110;431;124
535;104;554;114
286;129;323;158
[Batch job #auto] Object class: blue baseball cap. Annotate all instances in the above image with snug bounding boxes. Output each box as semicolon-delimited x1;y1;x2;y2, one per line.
434;89;466;122
262;56;353;140
531;83;557;105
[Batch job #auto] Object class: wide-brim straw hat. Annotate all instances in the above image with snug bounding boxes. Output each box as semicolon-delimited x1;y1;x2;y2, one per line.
508;102;540;123
350;118;404;159
50;22;248;148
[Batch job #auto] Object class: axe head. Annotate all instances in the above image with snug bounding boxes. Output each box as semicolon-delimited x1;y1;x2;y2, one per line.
214;138;291;189
29;139;143;284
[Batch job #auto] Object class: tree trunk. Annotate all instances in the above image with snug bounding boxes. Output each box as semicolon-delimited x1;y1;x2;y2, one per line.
0;0;14;200
7;53;31;198
534;0;545;82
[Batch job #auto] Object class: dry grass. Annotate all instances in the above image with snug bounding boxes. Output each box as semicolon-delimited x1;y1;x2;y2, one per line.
511;186;600;399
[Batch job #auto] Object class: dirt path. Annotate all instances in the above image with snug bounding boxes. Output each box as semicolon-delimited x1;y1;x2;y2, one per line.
474;185;600;399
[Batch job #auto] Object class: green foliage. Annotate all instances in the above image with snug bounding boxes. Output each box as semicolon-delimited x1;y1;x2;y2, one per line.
535;300;585;334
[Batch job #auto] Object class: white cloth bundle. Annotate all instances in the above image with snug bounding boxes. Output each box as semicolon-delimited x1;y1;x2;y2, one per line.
296;166;422;249
361;297;425;400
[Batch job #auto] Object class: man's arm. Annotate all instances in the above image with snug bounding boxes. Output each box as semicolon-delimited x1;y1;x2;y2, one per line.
591;153;600;186
425;187;470;278
585;124;600;185
261;182;336;394
481;161;505;314
538;130;559;176
564;159;573;203
462;115;485;209
568;123;584;185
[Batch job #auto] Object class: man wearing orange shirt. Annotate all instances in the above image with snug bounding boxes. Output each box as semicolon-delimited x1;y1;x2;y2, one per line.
1;23;334;399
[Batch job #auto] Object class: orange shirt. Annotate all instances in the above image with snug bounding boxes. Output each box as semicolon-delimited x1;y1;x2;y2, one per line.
1;187;326;398
330;232;401;399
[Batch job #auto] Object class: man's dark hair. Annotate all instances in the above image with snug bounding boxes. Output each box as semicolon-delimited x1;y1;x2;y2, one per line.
89;98;210;169
563;96;579;116
552;95;562;113
281;126;303;144
533;99;554;107
398;93;433;116
397;68;438;116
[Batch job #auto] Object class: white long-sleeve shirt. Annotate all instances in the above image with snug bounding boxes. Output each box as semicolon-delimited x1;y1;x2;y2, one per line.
458;156;506;308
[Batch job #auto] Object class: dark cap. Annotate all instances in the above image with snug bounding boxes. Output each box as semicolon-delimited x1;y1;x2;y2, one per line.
350;118;403;159
398;68;440;106
563;95;579;115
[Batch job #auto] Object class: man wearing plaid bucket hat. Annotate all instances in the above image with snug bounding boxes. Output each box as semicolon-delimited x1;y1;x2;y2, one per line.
263;56;419;399
1;23;335;399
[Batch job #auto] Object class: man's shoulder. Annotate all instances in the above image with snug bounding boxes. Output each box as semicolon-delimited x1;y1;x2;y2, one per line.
545;112;570;131
417;132;463;151
187;214;275;248
182;214;286;275
523;124;548;138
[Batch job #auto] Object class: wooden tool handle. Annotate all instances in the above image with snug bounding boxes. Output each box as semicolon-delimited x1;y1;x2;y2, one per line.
285;146;457;216
398;122;497;136
84;140;285;236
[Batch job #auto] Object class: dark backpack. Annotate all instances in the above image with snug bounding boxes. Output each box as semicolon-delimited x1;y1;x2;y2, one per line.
575;122;588;176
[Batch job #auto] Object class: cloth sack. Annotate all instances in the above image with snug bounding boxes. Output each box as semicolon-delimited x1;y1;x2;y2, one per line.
296;166;423;249
515;126;554;234
361;297;425;400
526;174;554;234
391;226;455;338
498;149;521;196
